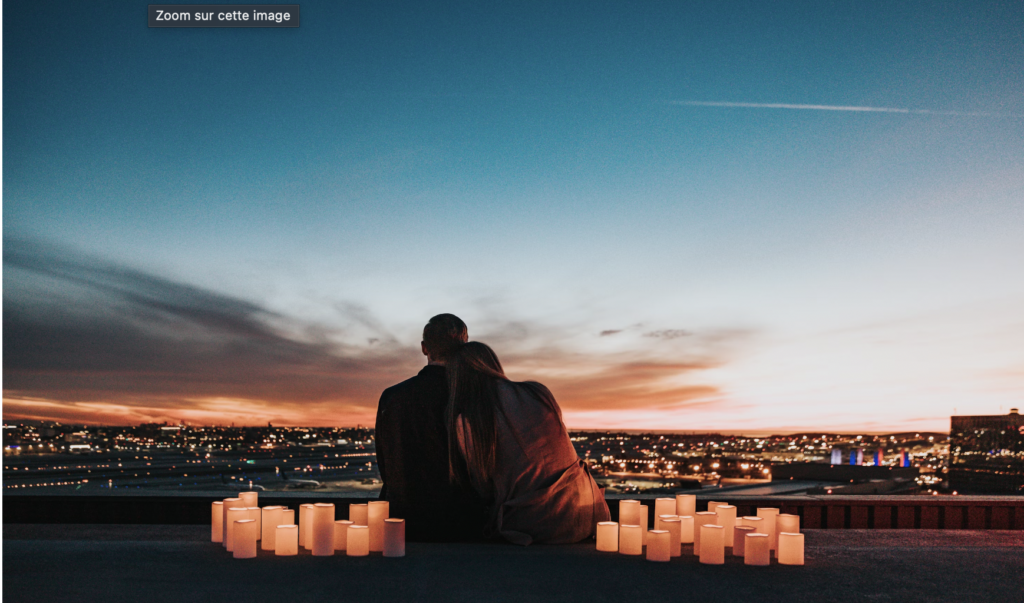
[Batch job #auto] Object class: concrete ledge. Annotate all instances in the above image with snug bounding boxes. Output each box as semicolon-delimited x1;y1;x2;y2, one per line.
4;525;1023;603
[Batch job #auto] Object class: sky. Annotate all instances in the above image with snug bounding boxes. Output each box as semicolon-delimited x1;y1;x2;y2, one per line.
4;1;1023;433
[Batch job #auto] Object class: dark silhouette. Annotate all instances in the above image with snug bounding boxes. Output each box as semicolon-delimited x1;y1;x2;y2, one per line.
375;314;486;541
447;341;610;545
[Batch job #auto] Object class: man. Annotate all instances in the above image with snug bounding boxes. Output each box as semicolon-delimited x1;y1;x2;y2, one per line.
374;313;486;541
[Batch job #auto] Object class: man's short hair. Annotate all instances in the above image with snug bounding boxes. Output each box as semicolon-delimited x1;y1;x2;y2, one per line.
422;314;468;360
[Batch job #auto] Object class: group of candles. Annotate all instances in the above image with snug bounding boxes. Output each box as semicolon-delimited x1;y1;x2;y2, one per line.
596;495;805;566
211;492;406;559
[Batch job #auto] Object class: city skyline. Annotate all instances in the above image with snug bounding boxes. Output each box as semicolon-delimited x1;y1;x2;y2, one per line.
4;1;1024;432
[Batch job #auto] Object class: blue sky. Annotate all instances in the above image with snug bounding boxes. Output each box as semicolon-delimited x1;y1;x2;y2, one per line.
4;1;1023;430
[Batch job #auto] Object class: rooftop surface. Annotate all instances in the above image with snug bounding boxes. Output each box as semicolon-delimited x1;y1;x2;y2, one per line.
4;525;1022;602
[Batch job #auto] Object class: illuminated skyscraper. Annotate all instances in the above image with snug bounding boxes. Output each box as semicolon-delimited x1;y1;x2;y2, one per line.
949;409;1024;494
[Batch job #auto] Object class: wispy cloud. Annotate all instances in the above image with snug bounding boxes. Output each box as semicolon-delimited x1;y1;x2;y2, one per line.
668;100;1018;118
2;239;750;426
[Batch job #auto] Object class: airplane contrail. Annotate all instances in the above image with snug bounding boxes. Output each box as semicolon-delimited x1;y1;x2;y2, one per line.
668;100;1015;118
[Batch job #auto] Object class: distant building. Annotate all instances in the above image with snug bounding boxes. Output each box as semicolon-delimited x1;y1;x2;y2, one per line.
949;409;1024;494
830;446;864;466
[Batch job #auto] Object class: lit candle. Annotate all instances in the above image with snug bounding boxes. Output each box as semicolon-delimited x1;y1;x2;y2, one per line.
247;507;262;540
715;505;737;547
692;511;717;554
654;498;675;526
646;530;670;562
347;525;369;556
596;521;618;552
639;505;649;545
261;506;284;550
618;500;640;536
699;524;725;565
299;504;315;549
239;491;258;507
368;500;389;552
777;514;800;536
383;518;405;557
675;494;696;518
756;508;780;551
744;533;770;566
657;513;677;533
225;507;248;552
679;515;694;544
211;501;223;543
312;503;335;556
334;520;353;551
619;524;642;555
275;525;298;556
778;532;804;565
740;516;764;533
733;526;755;556
224;505;245;552
233;519;258;559
661;518;681;557
707;501;726;512
221;498;241;547
349;503;369;526
280;508;294;526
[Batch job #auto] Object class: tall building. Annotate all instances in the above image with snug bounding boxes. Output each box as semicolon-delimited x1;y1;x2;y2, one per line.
949;409;1024;494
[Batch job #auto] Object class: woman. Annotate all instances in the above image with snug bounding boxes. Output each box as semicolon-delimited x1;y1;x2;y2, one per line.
446;342;610;545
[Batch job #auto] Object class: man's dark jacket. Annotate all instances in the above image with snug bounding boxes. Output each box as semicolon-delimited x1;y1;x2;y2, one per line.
375;365;486;541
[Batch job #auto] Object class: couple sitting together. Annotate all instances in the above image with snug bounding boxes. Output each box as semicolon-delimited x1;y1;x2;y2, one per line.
375;314;610;545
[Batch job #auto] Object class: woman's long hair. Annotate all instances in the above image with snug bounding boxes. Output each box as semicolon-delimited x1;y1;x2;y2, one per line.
446;341;506;487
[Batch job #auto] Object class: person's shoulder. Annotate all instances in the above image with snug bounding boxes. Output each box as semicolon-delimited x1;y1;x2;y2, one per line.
501;379;555;402
381;366;446;402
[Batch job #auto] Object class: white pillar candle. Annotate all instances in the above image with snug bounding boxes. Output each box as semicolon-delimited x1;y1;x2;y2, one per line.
699;524;725;565
646;530;671;562
334;520;353;551
716;505;737;546
221;498;241;547
596;521;619;552
733;526;755;556
280;508;294;526
675;494;696;518
349;503;369;526
707;501;726;512
740;516;764;533
661;518;681;557
775;514;799;558
657;514;677;532
777;513;800;535
383;518;405;557
233;519;258;559
368;500;389;552
778;532;804;565
275;525;298;556
756;508;780;551
693;511;717;554
639;505;649;545
312;503;335;556
211;501;223;543
347;525;369;556
654;498;675;526
679;515;694;544
618;500;640;531
261;507;284;550
744;533;770;566
239;491;258;507
225;507;248;552
299;504;315;549
618;524;642;555
247;507;262;540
